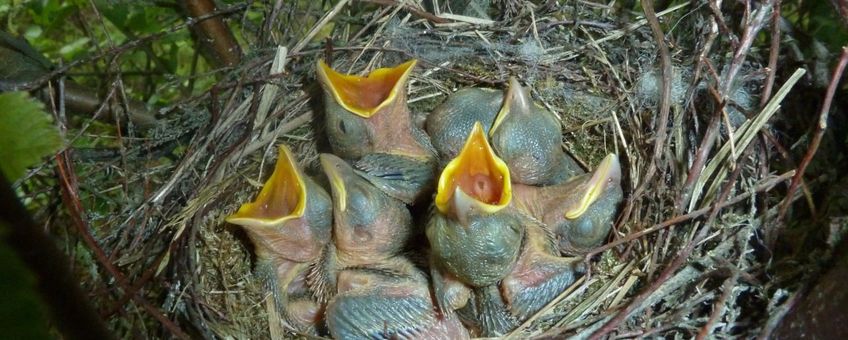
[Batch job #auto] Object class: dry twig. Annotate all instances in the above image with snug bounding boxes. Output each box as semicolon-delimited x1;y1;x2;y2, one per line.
775;46;848;239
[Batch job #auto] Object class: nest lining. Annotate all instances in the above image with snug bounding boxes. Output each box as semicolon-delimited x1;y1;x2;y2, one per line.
21;1;838;339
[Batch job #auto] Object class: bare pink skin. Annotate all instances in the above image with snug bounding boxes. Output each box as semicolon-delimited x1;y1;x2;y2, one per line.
511;179;587;228
244;217;325;263
364;89;432;160
331;210;409;267
511;156;621;229
272;260;324;330
500;222;580;321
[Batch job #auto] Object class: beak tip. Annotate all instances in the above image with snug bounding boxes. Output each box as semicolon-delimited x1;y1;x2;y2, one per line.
319;153;343;171
508;76;521;88
320;153;349;211
564;154;622;220
602;154;622;182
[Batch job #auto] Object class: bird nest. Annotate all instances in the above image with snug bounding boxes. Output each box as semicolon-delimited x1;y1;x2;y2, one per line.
20;0;848;339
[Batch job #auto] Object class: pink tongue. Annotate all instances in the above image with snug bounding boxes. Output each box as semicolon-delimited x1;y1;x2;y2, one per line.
461;173;499;204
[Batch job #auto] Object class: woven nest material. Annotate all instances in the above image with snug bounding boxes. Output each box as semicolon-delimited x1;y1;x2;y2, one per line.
22;1;848;339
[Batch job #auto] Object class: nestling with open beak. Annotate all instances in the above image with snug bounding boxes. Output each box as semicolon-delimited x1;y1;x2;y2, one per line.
427;122;582;336
317;59;437;204
512;154;624;254
489;77;583;185
319;153;469;339
226;145;332;333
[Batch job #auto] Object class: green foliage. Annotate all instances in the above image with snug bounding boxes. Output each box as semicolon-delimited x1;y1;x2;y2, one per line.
780;1;848;55
3;0;219;106
0;221;53;340
800;0;848;52
0;92;62;181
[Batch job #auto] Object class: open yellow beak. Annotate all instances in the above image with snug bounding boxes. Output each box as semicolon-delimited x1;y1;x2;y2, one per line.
226;145;307;227
564;154;621;219
317;59;417;118
489;77;532;136
435;122;511;215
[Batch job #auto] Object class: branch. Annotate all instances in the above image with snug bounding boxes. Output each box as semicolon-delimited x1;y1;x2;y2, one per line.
55;151;191;339
0;31;158;129
586;170;795;259
677;1;774;210
181;0;243;67
360;0;449;24
630;0;672;200
590;157;788;338
0;173;115;340
776;46;848;232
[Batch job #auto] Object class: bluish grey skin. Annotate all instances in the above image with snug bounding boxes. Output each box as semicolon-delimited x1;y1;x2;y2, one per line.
319;62;438;205
261;180;331;332
489;77;583;185
426;206;523;336
425;80;582;184
555;180;623;253
323;95;438;205
512;154;624;254
352;151;436;207
255;260;325;333
428;207;582;336
425;87;503;164
320;154;412;266
321;154;469;339
426;117;582;336
326;258;469;340
427;209;523;288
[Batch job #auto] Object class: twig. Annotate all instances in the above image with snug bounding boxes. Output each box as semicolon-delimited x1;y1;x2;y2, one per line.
590;140;753;338
677;85;724;210
696;272;739;339
101;246;173;317
55;152;191;339
538;19;617;32
292;44;500;85
182;0;244;67
708;0;738;49
617;0;673;231
719;1;773;97
678;1;774;210
586;170;794;259
292;0;351;54
776;46;848;235
0;173;116;340
21;3;249;91
361;0;449;24
630;0;672;199
759;1;782;108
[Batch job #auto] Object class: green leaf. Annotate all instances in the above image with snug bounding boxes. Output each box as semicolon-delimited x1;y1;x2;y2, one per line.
0;92;62;181
0;221;53;339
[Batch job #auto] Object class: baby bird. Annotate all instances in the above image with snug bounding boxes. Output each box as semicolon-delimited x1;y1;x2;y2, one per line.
488;77;583;185
317;59;437;204
512;154;623;254
428;122;520;287
319;153;469;339
427;122;581;336
425;87;503;163
425;77;581;184
226;145;333;333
